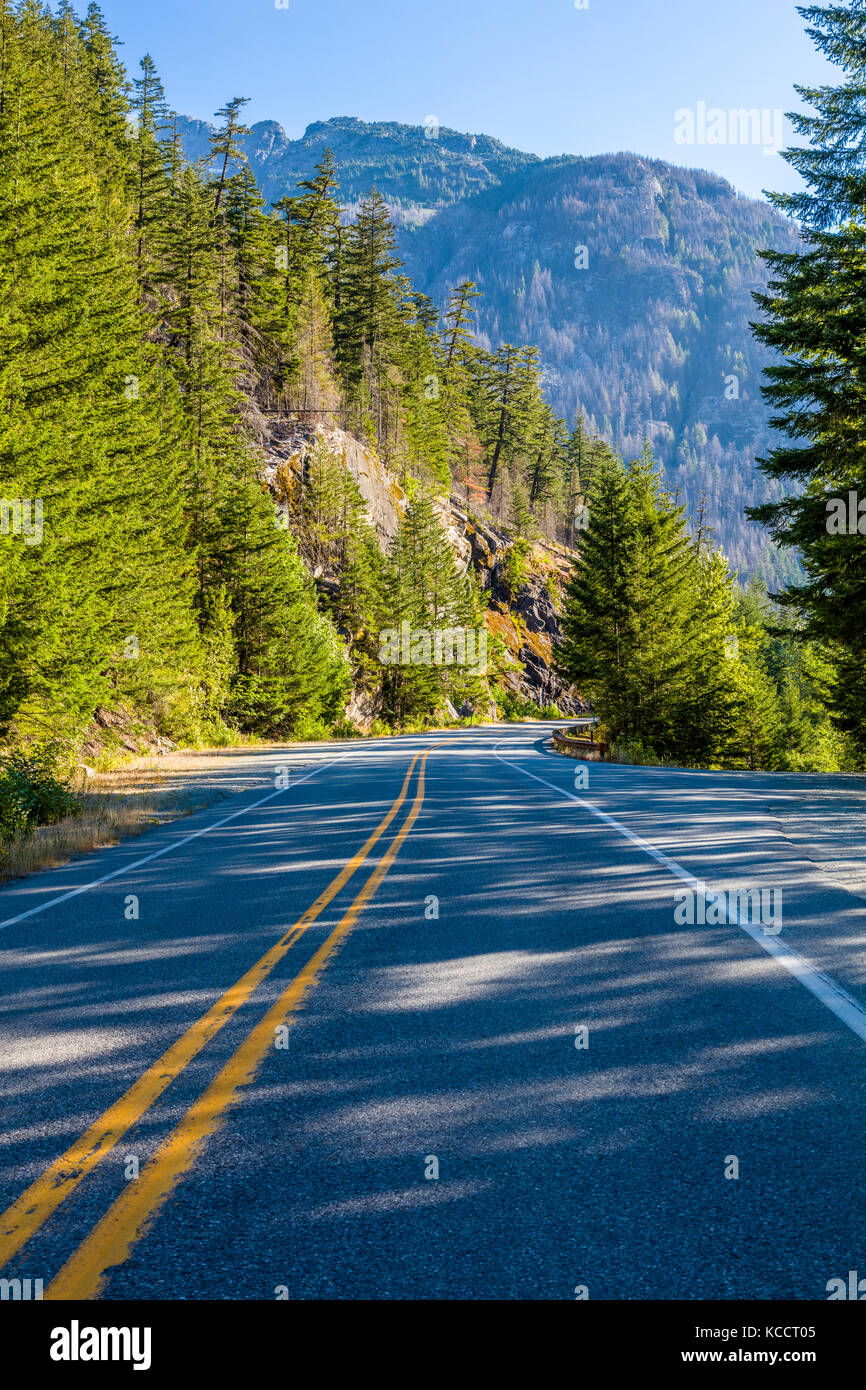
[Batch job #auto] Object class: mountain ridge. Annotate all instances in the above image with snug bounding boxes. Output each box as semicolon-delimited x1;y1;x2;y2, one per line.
174;113;801;581
176;113;764;210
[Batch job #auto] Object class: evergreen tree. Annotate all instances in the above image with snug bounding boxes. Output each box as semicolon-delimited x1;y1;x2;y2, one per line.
675;548;742;766
337;188;403;441
129;54;172;290
381;489;484;723
473;344;539;502
209;95;249;217
0;0;198;738
560;446;742;760
750;0;866;752
558;453;638;740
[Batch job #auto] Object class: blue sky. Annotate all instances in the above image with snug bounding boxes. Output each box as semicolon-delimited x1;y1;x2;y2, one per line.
93;0;835;201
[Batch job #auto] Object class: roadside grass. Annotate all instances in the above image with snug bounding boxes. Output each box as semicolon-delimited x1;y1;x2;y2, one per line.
0;751;265;887
0;715;504;888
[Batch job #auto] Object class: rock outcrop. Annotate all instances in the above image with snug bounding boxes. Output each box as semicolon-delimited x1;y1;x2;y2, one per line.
259;417;407;548
257;417;587;717
445;501;587;716
79;706;177;763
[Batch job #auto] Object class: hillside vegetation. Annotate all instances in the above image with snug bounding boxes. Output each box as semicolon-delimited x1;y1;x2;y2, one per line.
0;0;862;867
0;2;580;772
176;113;803;585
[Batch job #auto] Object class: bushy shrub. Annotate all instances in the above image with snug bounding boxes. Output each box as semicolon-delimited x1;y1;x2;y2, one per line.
497;689;561;721
291;711;331;743
0;742;80;840
329;716;362;740
539;703;562;720
608;737;680;768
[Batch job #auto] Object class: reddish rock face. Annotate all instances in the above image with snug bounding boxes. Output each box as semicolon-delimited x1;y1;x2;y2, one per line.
446;500;588;717
258;416;588;721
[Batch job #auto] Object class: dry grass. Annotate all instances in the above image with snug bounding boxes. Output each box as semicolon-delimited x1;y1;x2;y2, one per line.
0;748;265;886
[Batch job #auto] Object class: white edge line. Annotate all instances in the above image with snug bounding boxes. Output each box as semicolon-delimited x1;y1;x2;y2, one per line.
494;740;866;1046
0;756;346;933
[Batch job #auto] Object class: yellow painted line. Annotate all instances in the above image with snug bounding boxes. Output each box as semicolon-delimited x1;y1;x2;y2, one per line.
47;745;437;1301
0;752;423;1272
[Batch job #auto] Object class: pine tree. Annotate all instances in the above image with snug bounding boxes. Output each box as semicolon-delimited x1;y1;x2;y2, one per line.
443;280;481;369
337;188;404;443
437;280;482;479
381;489;483;723
215;472;350;734
129;54;172;291
749;0;866;751
526;404;567;516
0;1;198;738
209;95;250;218
223;164;282;391
295;148;341;268
473;344;540;503
560;446;720;758
620;444;695;752
675;548;742;766
558;453;638;739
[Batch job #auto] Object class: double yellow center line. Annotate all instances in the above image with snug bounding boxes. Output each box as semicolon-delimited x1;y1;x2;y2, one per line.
0;745;436;1299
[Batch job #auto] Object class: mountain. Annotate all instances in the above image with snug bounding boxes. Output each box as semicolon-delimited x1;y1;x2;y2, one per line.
176;114;801;582
174;114;539;223
400;151;803;584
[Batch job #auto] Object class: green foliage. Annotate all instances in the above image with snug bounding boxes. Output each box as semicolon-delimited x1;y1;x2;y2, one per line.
496;689;560;721
328;715;363;740
560;447;691;754
5;5;844;770
291;709;332;742
748;0;866;756
0;5;621;762
0;5;349;757
732;583;859;773
560;451;859;770
0;742;80;840
379;488;488;726
175;112;804;581
607;737;675;768
500;538;532;596
557;444;827;769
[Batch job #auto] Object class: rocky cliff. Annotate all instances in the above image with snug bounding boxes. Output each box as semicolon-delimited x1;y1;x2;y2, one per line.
256;417;586;718
442;501;586;716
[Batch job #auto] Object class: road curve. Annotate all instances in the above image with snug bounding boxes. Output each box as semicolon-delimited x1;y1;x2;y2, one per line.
1;723;865;1300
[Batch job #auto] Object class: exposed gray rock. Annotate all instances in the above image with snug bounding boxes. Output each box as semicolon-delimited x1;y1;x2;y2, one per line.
445;500;588;716
258;417;588;719
259;417;407;547
345;686;384;734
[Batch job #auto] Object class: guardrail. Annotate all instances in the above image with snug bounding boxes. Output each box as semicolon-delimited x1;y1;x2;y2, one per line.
551;726;608;762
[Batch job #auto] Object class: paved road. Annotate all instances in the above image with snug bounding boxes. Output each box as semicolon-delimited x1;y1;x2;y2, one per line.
1;723;866;1301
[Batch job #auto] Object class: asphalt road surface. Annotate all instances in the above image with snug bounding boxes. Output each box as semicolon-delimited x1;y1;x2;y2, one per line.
2;723;866;1301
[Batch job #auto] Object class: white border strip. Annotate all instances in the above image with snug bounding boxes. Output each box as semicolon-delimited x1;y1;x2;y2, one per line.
494;741;866;1045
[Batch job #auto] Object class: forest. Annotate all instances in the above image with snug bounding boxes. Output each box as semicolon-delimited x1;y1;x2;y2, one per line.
173;111;806;589
1;0;865;857
559;0;866;773
0;0;582;762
